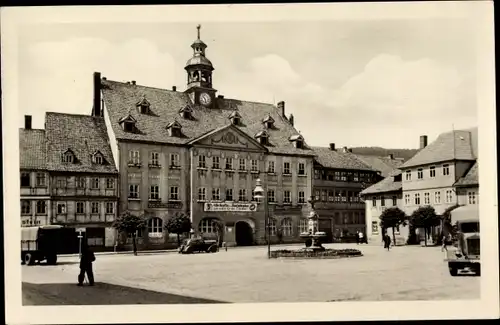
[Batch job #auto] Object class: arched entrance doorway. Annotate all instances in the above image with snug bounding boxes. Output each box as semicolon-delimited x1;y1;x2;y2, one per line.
235;221;253;246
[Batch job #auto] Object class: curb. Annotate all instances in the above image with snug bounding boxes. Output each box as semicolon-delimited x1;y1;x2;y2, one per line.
59;249;178;258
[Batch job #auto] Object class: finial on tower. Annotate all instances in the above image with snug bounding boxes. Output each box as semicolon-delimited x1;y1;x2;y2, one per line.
197;24;201;39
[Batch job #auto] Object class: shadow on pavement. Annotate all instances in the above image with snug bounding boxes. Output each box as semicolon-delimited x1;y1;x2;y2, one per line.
22;282;226;305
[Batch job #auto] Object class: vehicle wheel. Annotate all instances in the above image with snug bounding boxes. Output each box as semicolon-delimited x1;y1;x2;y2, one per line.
46;255;57;265
448;265;458;276
207;245;217;253
24;253;35;266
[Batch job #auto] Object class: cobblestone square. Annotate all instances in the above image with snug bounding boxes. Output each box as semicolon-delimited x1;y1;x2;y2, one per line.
22;243;480;304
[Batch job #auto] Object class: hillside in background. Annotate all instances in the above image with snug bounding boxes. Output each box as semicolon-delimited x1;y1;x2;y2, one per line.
349;147;419;162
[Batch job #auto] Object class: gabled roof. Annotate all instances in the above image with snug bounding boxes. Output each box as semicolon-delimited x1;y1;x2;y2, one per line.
19;129;47;170
254;130;269;138
454;161;478;187
360;169;402;195
136;96;150;107
45;112;118;174
262;114;275;123
228;110;241;119
101;79;315;156
353;154;404;177
311;146;376;171
166;120;182;129
118;114;137;124
401;128;478;168
289;134;303;141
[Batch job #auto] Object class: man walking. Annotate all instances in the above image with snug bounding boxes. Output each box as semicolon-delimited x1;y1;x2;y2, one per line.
358;231;365;245
383;234;391;251
77;243;96;286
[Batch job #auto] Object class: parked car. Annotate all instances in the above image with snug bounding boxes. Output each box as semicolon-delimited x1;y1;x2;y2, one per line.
178;238;218;254
21;225;64;265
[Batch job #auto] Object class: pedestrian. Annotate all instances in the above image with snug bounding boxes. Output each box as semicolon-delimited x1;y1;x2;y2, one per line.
358;231;364;245
77;243;96;286
384;234;391;251
441;234;449;252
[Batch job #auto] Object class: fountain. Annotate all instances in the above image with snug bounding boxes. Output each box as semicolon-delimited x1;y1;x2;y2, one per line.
299;199;327;251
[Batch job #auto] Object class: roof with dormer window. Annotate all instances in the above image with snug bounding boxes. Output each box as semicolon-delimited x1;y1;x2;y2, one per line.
118;114;137;124
19;128;47;170
254;130;269;138
45;112;118;174
179;105;193;114
262;114;275;124
228;111;242;120
312;146;376;171
136;95;151;108
101;79;315;156
166;120;182;129
289;134;304;142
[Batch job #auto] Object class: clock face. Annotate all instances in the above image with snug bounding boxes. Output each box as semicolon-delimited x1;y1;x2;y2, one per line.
199;92;212;106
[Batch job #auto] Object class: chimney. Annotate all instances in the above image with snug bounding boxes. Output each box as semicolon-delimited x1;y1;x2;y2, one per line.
289;114;294;126
348;148;353;153
218;95;224;99
342;146;348;153
24;115;32;129
126;81;130;85
131;80;136;85
92;72;102;117
102;77;107;80
329;143;335;151
420;135;428;149
277;101;285;117
172;86;177;91
388;153;394;160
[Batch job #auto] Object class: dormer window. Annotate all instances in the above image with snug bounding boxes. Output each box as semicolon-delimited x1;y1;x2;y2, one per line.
119;114;137;133
255;130;269;146
62;149;75;163
289;134;304;149
262;114;275;129
166;120;182;137
179;105;193;120
92;151;105;165
136;96;151;115
228;111;242;126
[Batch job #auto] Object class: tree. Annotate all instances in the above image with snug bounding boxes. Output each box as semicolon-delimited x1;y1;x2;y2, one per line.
379;207;407;246
112;211;147;256
211;218;224;250
165;213;192;247
410;206;440;246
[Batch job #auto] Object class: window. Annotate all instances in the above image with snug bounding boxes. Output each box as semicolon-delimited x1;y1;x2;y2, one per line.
62;152;74;163
268;190;275;203
335;191;341;202
170;153;180;167
94;155;103;164
56;177;67;188
91;178;100;189
298;191;305;203
198;155;206;168
199;219;216;234
225;158;233;170
128;184;139;199
434;191;441;204
424;192;430;204
430;166;436;178
36;201;46;214
21;201;30;215
127;229;143;239
341;172;347;181
129;150;140;164
468;191;477;204
198;188;206;201
446;190;453;203
268;218;277;236
281;218;293;236
405;170;411;181
347;191;352;203
150;185;159;200
321;190;327;202
212;156;220;169
381;196;385;206
353;173;359;182
443;164;450;176
106;178;115;189
283;162;291;174
314;169;320;179
392;196;397;206
414;193;420;205
170;186;179;200
315;190;320;201
212;188;220;201
268;161;275;173
372;221;379;234
251;160;258;172
57;202;66;214
404;194;410;205
239;158;246;171
77;177;86;188
106;202;114;214
226;188;234;201
76;202;85;214
148;218;163;237
298;163;305;175
299;219;308;234
335;171;341;181
283;190;291;203
417;168;423;179
341;191;348;202
295;140;304;149
36;173;46;187
372;196;377;206
251;190;257;201
150;152;159;166
238;189;246;201
328;190;334;202
21;172;30;187
123;122;134;133
91;202;100;214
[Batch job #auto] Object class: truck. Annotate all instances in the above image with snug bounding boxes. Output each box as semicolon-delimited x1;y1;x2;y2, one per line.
21;225;66;265
444;205;480;276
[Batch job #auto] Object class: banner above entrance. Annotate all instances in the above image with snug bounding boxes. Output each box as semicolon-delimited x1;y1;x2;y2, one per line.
204;202;257;212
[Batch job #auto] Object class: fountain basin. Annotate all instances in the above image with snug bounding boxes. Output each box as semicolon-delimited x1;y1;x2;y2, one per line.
269;248;363;259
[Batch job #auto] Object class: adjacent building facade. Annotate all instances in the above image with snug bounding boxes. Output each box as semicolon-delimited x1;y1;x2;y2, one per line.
98;26;316;249
20;116;50;227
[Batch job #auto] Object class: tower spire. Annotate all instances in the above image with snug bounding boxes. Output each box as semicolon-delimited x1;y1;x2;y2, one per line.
197;24;201;40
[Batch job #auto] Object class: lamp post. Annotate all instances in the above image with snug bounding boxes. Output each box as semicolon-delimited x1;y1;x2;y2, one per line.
254;178;270;259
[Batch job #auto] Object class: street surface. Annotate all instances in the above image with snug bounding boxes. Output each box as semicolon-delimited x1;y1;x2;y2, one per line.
22;243;480;304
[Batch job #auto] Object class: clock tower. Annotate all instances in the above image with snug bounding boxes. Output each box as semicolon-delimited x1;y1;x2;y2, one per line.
184;25;217;108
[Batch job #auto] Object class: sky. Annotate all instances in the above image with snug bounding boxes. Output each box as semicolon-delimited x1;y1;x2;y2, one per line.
16;16;479;149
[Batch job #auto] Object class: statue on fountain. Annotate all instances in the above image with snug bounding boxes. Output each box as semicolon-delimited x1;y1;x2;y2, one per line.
299;197;327;251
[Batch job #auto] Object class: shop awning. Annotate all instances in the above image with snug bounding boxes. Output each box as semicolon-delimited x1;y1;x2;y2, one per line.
451;205;479;223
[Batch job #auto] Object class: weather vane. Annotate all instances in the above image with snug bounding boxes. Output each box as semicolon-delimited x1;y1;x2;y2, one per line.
197;24;201;39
